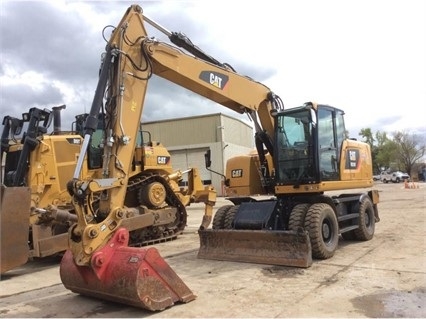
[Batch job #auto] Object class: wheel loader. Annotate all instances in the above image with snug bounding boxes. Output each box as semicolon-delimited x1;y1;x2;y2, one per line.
26;3;379;311
0;105;216;275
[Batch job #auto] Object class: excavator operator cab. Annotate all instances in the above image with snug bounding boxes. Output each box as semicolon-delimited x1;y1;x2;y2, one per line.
316;105;346;181
274;103;346;185
274;105;315;185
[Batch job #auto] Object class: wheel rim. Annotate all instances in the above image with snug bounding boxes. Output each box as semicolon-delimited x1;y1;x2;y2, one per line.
322;219;333;243
364;211;371;227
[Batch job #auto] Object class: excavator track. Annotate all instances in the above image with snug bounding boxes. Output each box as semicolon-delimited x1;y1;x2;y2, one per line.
125;174;187;247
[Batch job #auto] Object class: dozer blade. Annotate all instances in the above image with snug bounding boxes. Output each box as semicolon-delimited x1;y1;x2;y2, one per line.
197;229;313;268
1;186;31;274
60;228;196;311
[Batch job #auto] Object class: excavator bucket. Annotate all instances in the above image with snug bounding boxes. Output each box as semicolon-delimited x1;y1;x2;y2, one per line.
0;186;31;274
197;229;313;268
60;228;196;311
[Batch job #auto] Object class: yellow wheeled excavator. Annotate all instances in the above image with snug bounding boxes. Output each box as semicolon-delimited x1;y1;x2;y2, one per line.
0;104;215;274
199;103;380;267
56;3;379;311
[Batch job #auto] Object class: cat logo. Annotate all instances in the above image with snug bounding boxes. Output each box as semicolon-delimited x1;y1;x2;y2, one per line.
231;169;243;178
199;71;229;90
157;156;170;165
345;149;360;169
66;138;81;145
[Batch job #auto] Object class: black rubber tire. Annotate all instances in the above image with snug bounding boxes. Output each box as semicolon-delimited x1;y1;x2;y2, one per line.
304;203;339;259
212;205;233;229
223;205;239;229
354;197;375;241
288;203;310;230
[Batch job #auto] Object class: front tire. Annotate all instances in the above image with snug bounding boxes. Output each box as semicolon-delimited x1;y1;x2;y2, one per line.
304;203;339;259
354;197;375;240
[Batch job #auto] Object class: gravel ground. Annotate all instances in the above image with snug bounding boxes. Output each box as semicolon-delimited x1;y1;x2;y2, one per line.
0;181;425;318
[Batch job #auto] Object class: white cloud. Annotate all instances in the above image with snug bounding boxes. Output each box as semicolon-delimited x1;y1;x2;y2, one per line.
0;0;425;140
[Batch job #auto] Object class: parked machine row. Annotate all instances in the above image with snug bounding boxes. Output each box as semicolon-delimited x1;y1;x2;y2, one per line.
0;105;216;275
1;4;380;312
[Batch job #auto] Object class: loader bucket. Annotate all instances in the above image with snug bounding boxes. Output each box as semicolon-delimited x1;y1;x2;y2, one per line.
0;186;31;274
197;228;313;268
60;228;195;311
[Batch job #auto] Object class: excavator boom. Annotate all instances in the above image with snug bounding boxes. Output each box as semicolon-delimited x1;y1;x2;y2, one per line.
60;5;213;310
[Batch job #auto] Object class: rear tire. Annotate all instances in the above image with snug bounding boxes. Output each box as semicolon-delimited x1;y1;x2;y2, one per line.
288;203;310;230
304;203;339;259
212;205;233;229
354;197;375;241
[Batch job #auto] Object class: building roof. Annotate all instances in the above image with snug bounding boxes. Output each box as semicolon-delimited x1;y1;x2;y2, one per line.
142;112;252;129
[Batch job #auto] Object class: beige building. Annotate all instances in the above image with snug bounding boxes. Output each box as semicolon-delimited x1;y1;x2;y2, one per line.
142;113;254;196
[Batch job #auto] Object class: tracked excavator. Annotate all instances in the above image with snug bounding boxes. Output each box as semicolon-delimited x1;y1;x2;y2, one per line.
0;104;215;274
56;3;379;311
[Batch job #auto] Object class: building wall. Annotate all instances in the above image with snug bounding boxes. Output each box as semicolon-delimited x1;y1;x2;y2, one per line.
142;113;254;195
221;115;253;147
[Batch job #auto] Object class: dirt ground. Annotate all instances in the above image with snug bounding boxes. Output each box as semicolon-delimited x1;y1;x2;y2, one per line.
0;182;425;318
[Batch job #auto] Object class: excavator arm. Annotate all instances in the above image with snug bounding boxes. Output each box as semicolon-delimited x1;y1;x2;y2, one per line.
61;4;286;311
62;6;199;311
65;4;284;266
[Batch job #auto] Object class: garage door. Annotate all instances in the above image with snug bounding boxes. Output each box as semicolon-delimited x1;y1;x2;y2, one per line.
170;148;211;184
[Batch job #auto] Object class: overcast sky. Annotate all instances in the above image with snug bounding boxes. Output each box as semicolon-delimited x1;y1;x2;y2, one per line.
1;0;425;140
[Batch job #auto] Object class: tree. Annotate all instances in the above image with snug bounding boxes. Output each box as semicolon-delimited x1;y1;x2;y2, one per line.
392;131;426;175
374;131;398;171
359;128;426;176
359;128;379;172
358;128;374;147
